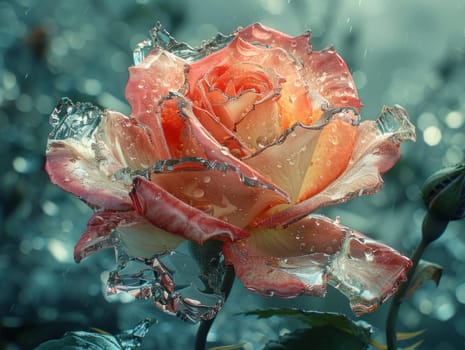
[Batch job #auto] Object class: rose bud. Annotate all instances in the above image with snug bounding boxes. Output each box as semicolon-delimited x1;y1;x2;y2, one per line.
421;163;465;243
422;163;465;220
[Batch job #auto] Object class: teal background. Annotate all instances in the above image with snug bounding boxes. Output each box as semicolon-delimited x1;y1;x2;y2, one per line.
1;0;465;348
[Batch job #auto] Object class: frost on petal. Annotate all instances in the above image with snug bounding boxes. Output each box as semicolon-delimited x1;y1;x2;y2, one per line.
74;210;184;263
130;176;250;243
258;105;416;228
142;157;289;229
223;215;411;314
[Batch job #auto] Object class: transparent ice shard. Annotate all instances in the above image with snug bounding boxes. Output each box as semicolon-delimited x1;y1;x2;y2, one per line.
375;105;416;144
133;22;235;65
107;238;226;322
48;97;102;141
115;318;155;349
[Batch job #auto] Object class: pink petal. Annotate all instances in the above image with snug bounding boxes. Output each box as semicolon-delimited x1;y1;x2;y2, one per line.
236;23;312;56
257;105;416;228
223;215;411;314
125;50;188;159
188;35;314;135
236;23;362;121
46;139;132;210
303;47;362;110
147;157;288;229
74;210;184;263
130;176;250;244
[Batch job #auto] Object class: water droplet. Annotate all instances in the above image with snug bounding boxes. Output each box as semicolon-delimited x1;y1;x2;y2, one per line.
192;188;205;198
286;158;295;166
334;216;341;224
220;147;230;155
364;248;374;262
256;136;268;149
89;215;105;226
203;175;211;183
299;242;307;250
328;134;340;145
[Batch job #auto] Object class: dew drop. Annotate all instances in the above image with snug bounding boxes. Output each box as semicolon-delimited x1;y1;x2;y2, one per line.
192;188;205;198
364;248;374;262
89;215;105;226
256;136;268;149
286;158;295;166
328;134;340;145
203;175;211;184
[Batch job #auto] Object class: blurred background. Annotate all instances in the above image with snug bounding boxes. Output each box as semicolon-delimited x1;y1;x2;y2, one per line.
1;0;465;348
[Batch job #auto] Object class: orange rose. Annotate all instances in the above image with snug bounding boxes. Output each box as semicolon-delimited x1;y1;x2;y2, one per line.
46;23;415;317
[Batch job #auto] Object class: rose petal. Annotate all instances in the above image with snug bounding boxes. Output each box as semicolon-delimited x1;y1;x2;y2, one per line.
189;35;313;136
172;96;291;202
257;105;416;228
74;210;184;262
146;157;288;229
236;23;312;56
125;50;188;159
302;47;362;110
46;139;132;210
297;110;358;202
98;110;159;170
130;176;250;243
223;214;411;314
236;23;362;123
243;108;358;206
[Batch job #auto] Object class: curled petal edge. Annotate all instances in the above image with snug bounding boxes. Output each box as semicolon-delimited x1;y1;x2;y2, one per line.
223;215;412;315
130;176;249;244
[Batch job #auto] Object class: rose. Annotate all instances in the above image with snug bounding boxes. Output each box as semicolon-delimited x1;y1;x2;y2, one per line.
46;23;415;315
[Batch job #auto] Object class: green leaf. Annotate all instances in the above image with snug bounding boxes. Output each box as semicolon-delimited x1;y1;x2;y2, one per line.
243;308;372;349
262;326;368;350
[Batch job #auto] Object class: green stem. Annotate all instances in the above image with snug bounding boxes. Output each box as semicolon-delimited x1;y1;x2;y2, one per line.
385;239;429;350
195;265;235;350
